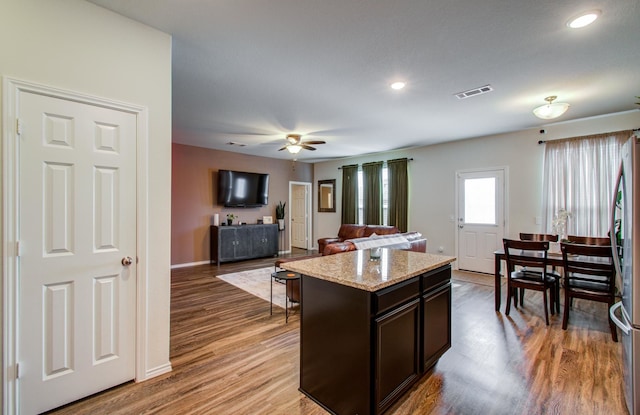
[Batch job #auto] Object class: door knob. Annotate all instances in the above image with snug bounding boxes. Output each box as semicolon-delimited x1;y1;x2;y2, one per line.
121;256;134;266
458;225;464;229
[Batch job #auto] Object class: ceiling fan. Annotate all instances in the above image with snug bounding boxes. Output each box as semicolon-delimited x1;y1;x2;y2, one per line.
279;134;326;154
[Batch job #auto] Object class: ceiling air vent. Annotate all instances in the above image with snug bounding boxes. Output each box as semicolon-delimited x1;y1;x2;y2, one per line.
455;85;493;100
226;141;247;147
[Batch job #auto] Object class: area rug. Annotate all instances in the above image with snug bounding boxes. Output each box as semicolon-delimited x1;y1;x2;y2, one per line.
217;266;287;309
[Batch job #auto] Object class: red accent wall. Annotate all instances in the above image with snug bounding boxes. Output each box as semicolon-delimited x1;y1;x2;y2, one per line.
171;143;313;266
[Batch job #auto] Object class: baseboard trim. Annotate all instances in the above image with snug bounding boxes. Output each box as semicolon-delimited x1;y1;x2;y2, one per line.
170;260;210;269
138;362;172;382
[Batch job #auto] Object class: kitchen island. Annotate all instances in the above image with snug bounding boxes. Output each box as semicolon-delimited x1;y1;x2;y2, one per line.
282;248;456;415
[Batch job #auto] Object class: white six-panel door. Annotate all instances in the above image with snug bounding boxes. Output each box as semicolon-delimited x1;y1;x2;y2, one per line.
18;90;137;414
291;184;308;249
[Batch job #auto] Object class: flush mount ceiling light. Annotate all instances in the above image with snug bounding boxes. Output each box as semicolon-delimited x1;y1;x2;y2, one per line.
390;81;406;90
286;144;302;154
567;10;601;29
533;96;570;119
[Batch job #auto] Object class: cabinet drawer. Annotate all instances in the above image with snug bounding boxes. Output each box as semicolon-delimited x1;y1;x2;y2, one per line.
374;277;420;315
421;264;451;293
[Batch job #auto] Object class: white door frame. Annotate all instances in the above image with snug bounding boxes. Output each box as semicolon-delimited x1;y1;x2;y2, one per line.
2;78;151;413
288;181;312;251
454;166;509;270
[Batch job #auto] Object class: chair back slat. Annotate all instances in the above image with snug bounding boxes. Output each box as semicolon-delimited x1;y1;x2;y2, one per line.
519;233;558;242
566;235;611;246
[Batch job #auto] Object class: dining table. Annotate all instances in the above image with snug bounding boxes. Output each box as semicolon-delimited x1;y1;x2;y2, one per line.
493;248;565;311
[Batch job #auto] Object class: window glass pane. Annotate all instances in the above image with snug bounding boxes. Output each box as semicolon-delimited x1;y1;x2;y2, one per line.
357;166;389;225
382;167;388;225
465;178;496;224
357;170;363;224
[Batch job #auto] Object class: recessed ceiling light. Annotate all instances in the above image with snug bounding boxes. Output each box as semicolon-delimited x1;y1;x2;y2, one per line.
567;10;600;29
390;81;406;90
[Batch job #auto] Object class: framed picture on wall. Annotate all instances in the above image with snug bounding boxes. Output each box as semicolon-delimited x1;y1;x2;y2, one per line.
263;216;273;224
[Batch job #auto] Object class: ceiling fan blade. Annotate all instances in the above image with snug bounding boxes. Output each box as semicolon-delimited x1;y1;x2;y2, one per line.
301;140;326;145
301;144;317;151
278;146;288;151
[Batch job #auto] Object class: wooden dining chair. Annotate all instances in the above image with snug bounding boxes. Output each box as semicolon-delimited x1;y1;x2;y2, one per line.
503;239;558;325
566;235;611;246
518;233;561;312
560;242;617;341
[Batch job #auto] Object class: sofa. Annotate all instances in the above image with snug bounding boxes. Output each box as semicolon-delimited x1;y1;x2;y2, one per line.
276;225;427;306
322;231;427;255
317;224;400;254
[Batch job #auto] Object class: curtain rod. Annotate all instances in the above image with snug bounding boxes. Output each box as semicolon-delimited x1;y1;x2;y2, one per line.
338;158;413;169
537;128;636;145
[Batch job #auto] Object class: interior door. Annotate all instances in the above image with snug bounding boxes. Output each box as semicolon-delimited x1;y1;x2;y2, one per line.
18;90;137;413
291;184;308;249
457;169;505;274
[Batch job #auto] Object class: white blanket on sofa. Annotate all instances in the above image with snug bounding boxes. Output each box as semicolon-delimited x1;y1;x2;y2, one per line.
346;233;410;250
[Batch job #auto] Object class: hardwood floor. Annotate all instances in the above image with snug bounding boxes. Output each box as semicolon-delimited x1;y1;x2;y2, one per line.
48;250;629;415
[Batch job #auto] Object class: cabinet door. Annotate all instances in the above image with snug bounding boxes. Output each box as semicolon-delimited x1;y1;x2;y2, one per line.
251;226;268;257
251;225;278;258
375;298;420;414
218;227;236;262
265;225;278;255
422;283;451;371
234;226;252;259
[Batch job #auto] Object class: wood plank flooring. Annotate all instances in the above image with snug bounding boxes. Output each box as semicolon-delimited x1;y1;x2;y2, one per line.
48;250;629;415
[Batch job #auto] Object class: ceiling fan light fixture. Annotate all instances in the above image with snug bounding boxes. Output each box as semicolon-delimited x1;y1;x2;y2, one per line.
287;144;302;154
567;10;600;29
533;96;570;119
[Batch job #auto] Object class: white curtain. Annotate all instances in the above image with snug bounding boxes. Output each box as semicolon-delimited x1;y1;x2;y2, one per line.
542;131;631;238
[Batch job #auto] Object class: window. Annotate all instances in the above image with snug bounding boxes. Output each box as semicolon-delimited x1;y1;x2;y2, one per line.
464;177;496;225
357;166;388;225
542;131;630;237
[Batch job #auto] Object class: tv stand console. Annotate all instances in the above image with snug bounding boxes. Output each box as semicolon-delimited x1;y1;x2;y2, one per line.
210;224;278;264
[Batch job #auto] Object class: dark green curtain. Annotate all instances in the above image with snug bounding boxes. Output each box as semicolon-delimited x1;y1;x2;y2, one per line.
362;161;383;225
341;164;359;224
387;158;408;231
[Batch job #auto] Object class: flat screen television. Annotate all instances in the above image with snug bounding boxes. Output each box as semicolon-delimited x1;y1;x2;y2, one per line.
217;170;269;207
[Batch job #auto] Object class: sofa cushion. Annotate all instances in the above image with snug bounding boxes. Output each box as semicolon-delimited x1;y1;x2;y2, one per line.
337;224;366;240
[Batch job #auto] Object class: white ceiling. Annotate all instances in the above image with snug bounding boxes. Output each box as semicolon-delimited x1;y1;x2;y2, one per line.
88;0;640;162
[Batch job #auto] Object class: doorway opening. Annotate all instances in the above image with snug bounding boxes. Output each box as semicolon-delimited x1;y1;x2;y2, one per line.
288;181;312;251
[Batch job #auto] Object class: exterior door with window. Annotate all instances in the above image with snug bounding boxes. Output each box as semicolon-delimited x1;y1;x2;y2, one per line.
457;169;505;274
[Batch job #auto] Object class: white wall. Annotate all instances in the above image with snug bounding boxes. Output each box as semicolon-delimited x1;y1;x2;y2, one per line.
313;111;640;257
0;0;172;390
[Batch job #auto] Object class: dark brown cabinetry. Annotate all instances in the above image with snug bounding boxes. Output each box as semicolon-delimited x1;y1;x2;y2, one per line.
375;297;420;413
300;264;451;415
422;269;452;371
210;224;278;264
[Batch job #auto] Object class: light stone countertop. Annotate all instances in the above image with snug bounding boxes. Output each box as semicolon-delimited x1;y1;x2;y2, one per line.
281;249;456;292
